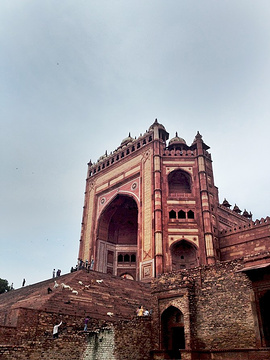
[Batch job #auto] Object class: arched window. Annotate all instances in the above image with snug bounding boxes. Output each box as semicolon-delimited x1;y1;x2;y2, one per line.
131;254;136;262
168;170;191;194
178;210;186;219
187;210;194;219
124;254;130;262
118;254;123;262
169;210;176;219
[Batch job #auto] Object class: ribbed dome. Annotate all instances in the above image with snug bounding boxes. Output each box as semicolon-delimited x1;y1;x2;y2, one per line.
148;118;166;131
121;132;134;146
168;132;186;146
97;154;107;162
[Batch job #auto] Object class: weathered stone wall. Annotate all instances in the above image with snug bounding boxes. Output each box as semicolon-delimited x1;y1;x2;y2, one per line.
0;308;116;360
0;307;153;360
0;326;18;345
114;317;152;360
82;328;116;360
0;260;267;359
191;261;256;349
152;260;257;353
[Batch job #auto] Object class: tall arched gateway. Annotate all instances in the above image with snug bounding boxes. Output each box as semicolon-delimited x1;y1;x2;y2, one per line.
80;120;224;280
96;194;138;279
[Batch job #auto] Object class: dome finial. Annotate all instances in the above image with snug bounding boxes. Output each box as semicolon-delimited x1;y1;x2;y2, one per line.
120;133;134;146
168;132;186;148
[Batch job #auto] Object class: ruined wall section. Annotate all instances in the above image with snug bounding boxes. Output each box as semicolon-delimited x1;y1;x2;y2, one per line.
0;310;118;360
152;261;257;352
114;317;152;360
0;310;152;360
191;261;256;350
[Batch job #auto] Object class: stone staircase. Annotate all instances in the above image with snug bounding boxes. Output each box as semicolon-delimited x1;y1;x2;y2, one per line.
0;269;151;325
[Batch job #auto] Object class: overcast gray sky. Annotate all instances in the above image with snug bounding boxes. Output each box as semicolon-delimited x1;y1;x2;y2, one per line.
1;1;270;289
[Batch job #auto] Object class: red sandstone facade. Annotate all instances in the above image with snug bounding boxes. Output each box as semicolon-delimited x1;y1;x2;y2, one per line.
79;119;267;281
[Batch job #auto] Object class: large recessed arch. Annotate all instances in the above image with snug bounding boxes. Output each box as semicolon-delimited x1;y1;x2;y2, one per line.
96;194;138;278
171;240;198;270
168;169;192;195
161;305;185;357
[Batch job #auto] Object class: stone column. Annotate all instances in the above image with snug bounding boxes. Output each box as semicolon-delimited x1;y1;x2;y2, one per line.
195;132;215;265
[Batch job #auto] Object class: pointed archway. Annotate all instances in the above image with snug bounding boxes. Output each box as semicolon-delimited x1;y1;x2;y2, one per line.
161;306;185;358
171;240;198;270
259;290;270;346
96;194;138;279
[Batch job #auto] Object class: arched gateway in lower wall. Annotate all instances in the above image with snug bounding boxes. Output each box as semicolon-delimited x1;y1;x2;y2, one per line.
161;306;185;359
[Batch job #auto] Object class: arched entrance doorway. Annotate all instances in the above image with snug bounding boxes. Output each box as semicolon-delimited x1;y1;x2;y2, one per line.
161;306;185;358
259;290;270;346
171;240;198;271
96;195;138;279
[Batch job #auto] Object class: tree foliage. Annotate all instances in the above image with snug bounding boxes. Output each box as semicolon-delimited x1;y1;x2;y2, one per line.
0;278;11;294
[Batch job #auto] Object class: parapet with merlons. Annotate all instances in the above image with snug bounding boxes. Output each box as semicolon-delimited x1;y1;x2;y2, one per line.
219;216;270;236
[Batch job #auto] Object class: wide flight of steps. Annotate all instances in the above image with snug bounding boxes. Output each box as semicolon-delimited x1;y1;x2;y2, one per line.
0;269;151;325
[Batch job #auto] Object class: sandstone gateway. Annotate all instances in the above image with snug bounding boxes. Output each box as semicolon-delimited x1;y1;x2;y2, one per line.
1;120;270;359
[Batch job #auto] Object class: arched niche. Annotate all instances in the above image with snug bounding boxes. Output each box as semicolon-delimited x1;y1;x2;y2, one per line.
168;169;192;195
161;305;185;357
98;194;138;245
171;240;198;270
96;194;138;278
